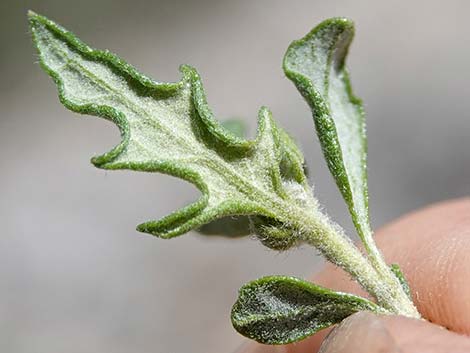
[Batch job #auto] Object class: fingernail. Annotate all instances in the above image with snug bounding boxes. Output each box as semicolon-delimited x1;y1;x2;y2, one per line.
319;312;402;353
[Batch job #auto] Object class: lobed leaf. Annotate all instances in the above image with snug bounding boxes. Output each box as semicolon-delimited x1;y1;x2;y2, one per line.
283;19;372;244
29;11;311;240
231;275;383;344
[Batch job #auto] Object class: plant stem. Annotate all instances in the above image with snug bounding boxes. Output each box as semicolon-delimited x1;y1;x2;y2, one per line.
282;206;420;318
359;226;416;309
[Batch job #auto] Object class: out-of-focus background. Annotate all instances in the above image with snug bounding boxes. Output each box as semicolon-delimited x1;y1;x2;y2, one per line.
1;0;469;352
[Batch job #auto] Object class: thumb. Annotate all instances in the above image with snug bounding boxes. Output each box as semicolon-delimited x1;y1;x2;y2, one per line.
319;312;470;353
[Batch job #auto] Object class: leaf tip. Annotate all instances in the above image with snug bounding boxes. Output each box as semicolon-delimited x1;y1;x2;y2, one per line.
136;215;190;240
27;10;49;30
325;17;354;29
27;10;41;33
283;17;355;69
136;222;150;234
136;221;168;238
27;9;38;19
311;17;355;40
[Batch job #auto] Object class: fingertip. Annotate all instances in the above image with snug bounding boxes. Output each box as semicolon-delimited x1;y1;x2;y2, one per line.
314;198;470;334
374;198;470;334
319;312;399;353
380;315;470;353
319;313;470;353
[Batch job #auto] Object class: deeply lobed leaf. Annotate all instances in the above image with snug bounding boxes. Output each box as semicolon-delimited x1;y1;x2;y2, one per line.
231;276;384;344
29;11;311;241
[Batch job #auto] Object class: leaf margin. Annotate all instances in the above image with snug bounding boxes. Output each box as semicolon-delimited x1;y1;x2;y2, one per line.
282;18;372;244
28;11;310;239
231;275;384;345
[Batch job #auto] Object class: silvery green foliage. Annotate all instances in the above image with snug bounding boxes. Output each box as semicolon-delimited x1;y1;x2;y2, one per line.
283;19;372;247
231;276;383;344
28;11;311;241
283;18;413;304
29;12;420;346
220;119;247;139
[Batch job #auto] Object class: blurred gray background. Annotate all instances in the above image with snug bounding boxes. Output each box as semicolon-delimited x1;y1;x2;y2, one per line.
1;0;469;352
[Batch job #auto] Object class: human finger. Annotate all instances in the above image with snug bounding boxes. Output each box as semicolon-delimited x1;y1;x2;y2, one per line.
319;312;470;353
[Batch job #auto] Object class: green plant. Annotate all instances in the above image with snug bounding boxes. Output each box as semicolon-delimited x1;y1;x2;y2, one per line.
28;11;420;345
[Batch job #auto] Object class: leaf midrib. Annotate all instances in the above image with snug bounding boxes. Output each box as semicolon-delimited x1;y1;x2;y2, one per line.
41;24;316;223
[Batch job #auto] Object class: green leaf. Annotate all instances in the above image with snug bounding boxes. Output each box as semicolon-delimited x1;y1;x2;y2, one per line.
221;119;247;139
29;11;311;240
196;120;250;239
197;122;308;239
283;19;372;244
231;276;383;344
197;216;251;238
390;264;412;299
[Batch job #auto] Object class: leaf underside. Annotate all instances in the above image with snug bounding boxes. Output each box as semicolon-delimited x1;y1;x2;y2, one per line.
231;276;382;344
197;119;308;238
28;11;314;239
283;18;372;242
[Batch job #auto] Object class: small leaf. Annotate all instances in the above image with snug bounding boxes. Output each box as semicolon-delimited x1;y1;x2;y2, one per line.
283;19;372;244
231;276;383;344
29;11;312;240
390;264;412;299
251;216;300;250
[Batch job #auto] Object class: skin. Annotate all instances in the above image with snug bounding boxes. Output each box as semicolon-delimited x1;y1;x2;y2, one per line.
236;198;470;353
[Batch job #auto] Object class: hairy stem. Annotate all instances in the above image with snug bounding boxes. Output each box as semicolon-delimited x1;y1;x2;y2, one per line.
360;227;414;309
281;206;420;318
